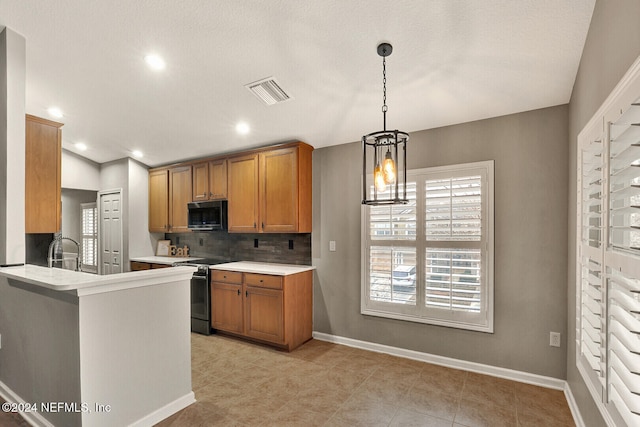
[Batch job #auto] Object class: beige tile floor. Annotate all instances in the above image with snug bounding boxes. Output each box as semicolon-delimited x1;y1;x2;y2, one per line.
156;333;576;427
0;333;576;427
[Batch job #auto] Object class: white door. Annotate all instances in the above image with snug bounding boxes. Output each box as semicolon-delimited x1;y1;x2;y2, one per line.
99;189;123;275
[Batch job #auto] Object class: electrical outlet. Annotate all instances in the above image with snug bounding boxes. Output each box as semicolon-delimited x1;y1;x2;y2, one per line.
550;332;561;347
329;241;336;252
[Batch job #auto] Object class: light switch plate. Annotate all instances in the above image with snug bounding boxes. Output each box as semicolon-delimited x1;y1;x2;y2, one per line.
329;241;336;252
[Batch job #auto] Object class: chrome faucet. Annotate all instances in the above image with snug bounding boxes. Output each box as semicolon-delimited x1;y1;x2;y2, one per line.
47;236;81;271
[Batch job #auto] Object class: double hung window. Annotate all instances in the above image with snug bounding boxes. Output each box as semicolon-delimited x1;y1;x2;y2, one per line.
362;161;494;332
81;202;98;273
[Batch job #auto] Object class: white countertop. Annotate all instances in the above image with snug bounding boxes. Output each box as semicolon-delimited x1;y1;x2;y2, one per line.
0;264;195;296
211;261;315;276
130;256;204;265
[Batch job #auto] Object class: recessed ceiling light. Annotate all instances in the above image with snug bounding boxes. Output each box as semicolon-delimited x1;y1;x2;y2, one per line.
75;142;87;151
47;107;63;119
236;122;250;135
132;150;144;158
144;54;165;71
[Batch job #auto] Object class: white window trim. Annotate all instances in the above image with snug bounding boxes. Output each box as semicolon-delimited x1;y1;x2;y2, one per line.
81;202;98;274
361;160;494;333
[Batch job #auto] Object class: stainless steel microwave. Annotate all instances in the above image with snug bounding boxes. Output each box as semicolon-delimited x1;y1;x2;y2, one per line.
187;200;227;231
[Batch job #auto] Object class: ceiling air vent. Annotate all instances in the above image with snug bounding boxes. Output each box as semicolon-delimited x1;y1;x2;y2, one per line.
245;77;291;106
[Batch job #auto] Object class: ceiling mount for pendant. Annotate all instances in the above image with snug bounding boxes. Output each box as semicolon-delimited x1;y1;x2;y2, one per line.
361;42;409;206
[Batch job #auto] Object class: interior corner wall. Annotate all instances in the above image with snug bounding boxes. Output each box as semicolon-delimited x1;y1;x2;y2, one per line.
62;149;100;191
312;104;569;379
127;158;156;259
567;0;640;425
0;27;25;265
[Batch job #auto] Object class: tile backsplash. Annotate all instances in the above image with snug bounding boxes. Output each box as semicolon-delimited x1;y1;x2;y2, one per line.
166;232;311;265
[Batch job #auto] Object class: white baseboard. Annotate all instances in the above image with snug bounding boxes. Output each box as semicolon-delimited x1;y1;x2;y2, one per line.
0;380;196;427
129;391;196;427
312;331;583;426
0;380;54;427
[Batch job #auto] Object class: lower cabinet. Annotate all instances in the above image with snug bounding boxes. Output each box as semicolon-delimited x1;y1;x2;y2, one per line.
130;261;171;271
210;269;312;351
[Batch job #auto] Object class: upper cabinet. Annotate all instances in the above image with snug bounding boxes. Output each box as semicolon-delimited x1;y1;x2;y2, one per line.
25;114;62;233
192;158;227;202
228;142;313;233
148;165;192;233
148;141;312;234
227;154;259;232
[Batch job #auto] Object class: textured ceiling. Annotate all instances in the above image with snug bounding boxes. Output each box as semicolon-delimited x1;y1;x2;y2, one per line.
0;0;595;167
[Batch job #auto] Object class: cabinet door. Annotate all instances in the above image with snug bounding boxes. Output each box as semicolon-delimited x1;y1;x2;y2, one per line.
192;162;209;201
148;169;169;232
211;282;244;333
227;154;259;232
168;165;192;232
25;115;62;233
208;159;227;200
244;286;284;343
260;147;298;232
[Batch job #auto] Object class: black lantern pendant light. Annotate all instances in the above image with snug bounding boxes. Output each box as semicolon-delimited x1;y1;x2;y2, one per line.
362;42;409;205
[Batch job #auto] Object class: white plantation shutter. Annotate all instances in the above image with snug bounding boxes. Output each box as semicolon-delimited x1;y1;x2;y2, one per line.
362;161;494;332
425;176;482;241
81;203;97;273
576;84;640;426
609;112;640;252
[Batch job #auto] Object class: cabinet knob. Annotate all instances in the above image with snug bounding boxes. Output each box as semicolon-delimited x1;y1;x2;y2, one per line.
262;222;264;229
209;192;213;197
223;275;227;279
245;290;248;297
237;289;240;296
259;279;264;283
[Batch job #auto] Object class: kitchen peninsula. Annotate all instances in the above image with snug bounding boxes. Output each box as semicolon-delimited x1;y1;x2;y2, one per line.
0;265;195;427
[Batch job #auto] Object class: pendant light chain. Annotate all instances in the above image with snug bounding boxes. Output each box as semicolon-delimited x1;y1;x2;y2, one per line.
382;54;387;131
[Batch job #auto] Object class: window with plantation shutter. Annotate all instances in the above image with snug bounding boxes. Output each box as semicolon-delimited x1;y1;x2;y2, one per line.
576;71;640;426
362;161;494;332
81;203;97;273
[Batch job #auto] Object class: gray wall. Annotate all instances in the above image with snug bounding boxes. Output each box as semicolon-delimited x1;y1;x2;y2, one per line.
567;0;640;425
61;188;97;246
313;104;569;378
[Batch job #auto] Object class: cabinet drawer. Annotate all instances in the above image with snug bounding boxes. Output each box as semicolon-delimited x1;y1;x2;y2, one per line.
211;270;243;284
244;273;282;289
151;263;171;269
131;261;152;271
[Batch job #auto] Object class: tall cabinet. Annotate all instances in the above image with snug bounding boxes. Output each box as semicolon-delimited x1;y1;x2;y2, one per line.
25;114;63;233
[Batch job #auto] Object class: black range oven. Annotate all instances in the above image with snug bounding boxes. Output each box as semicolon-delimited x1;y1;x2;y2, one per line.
190;265;211;335
175;259;227;335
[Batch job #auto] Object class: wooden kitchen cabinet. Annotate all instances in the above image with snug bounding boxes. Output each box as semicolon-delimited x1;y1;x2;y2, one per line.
25;114;63;233
169;165;192;232
148;169;169;232
227;154;259;232
210;269;312;351
148;165;192;232
244;285;284;343
227;142;313;233
192;158;227;201
130;261;172;271
211;270;244;333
